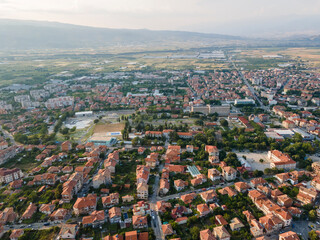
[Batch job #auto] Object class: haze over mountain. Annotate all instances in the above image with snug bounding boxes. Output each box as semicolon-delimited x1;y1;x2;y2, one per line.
0;19;319;51
0;19;243;51
182;15;320;38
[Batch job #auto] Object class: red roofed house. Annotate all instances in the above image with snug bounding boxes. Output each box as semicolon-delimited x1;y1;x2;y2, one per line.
205;145;219;163
21;203;37;220
132;215;148;229
82;210;106;227
73;194;97;215
61;141;72;152
222;166;237;181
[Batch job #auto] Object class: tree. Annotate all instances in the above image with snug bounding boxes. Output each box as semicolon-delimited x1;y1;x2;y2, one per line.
309;230;319;240
190;226;200;240
309;210;317;221
220;119;229;128
13;133;28;144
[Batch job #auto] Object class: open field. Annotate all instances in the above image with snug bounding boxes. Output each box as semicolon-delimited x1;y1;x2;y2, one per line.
235;151;270;171
93;123;125;134
234;47;320;71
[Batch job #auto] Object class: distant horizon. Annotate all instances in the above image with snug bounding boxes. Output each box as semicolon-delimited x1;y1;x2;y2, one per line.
0;17;319;39
0;0;320;37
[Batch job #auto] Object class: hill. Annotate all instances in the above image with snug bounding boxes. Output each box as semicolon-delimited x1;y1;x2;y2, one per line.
0;19;243;50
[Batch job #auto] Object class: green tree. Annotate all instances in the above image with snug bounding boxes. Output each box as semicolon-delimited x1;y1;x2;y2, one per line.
220;119;229;128
190;226;200;240
309;210;317;221
309;230;319;240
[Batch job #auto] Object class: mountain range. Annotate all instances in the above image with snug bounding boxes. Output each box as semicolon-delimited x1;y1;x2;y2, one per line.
0;19;319;50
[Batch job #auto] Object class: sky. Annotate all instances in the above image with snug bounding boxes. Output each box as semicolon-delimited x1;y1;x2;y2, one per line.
0;0;320;35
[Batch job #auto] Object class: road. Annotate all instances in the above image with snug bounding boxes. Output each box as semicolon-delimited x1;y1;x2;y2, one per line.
0;125;16;146
150;163;164;240
226;52;269;112
4;221;62;231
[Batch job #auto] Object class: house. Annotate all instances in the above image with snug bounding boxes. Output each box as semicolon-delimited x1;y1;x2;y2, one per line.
132;215;148;229
213;226;231;240
248;190;266;203
200;229;216;240
133;201;150;216
62;166;73;173
73;194;97;215
205;145;219;163
21;203;37;220
250;177;267;188
104;234;124;240
156;201;172;213
145;152;159;169
171;205;190;219
9;179;22;189
311;177;320;191
138;147;145;155
234;182;249;193
9;229;24;240
57;224;79;240
0;207;17;224
33;173;57;185
159;178;170;195
174;179;188;191
39;204;55;215
277;194;293;207
50;208;70;221
218;187;237;198
208;168;221;181
275;173;290;184
0;168;24;184
82;210;106;227
162;224;174;237
136;165;150;184
137;182;148;200
279;231;300;240
122;195;134;203
168;164;185;173
259;214;283;234
229;218;244;231
181;193;197;204
191;174;207;186
249;219;264;238
296;186;318;205
215;215;228;226
124;231;137;240
197;204;211;217
109;207;121;223
221;166;237;181
274;209;292;227
288;207;302;218
282;120;295;129
93;168;111;189
102;193;120;208
61;141;72;151
200;190;217;203
145;131;162;138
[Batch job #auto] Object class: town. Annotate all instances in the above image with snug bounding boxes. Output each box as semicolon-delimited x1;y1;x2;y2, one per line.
0;47;319;240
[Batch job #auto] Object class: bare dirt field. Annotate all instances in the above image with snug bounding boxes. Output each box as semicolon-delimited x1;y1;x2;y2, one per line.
235;151;270;171
94;123;125;134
